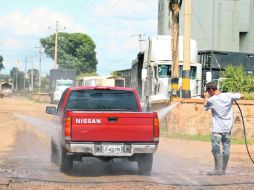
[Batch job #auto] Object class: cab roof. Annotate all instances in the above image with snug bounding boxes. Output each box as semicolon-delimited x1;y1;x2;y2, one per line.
69;86;136;92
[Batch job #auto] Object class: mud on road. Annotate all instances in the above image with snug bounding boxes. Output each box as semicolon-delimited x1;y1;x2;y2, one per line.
0;96;254;190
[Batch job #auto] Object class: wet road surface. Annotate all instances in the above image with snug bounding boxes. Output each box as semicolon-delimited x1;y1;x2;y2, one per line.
0;99;254;189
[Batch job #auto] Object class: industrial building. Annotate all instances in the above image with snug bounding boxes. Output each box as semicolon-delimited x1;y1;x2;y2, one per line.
158;0;254;53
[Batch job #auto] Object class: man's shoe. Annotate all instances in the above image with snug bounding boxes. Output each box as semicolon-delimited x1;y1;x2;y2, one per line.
207;169;225;176
207;153;225;176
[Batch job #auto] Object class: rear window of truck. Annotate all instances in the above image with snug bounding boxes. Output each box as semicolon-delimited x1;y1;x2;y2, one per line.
66;89;139;111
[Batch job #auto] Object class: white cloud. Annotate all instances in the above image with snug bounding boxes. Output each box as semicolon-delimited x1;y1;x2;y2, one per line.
0;0;158;76
89;0;157;52
93;0;154;18
0;7;86;37
123;37;142;50
2;38;23;49
106;42;119;53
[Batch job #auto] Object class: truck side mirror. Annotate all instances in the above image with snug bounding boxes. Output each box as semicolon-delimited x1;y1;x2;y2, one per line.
46;106;57;115
141;69;147;82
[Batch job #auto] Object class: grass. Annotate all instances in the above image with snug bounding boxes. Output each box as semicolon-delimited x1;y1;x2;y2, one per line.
231;137;254;145
243;92;254;100
160;127;254;145
161;131;211;142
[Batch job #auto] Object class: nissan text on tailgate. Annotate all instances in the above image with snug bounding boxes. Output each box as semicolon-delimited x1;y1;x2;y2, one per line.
46;86;159;175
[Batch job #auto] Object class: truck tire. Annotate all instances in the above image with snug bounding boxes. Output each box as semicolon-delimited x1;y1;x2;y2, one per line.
137;153;153;175
50;140;59;164
60;146;73;172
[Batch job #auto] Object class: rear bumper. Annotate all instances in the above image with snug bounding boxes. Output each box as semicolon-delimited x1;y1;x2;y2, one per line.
65;143;158;156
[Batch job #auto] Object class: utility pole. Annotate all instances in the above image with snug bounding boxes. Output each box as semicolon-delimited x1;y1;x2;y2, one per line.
23;57;27;90
31;57;34;91
54;21;59;69
131;34;146;52
16;59;20;91
182;0;191;98
35;46;43;88
169;0;183;97
49;21;65;69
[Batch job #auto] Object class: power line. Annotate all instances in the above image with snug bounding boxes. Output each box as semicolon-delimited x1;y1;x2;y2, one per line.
191;5;221;69
0;49;37;53
69;0;94;22
191;7;212;51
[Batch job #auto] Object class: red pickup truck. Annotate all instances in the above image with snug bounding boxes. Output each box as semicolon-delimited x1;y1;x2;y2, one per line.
46;86;159;175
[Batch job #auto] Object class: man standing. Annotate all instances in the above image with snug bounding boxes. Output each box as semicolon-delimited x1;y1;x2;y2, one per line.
204;82;243;175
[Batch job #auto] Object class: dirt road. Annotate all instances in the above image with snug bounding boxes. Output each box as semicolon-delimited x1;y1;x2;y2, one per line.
0;96;254;190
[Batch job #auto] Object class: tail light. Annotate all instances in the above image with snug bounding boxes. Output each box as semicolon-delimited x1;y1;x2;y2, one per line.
64;112;71;141
153;112;160;142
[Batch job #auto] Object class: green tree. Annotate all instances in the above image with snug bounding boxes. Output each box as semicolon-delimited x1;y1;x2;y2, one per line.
77;71;97;78
0;55;4;72
40;33;97;75
111;71;119;77
219;65;254;93
10;67;25;90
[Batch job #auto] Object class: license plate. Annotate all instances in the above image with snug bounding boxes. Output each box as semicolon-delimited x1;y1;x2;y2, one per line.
102;144;124;155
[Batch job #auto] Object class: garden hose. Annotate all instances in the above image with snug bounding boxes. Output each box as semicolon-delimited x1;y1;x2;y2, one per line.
234;100;254;165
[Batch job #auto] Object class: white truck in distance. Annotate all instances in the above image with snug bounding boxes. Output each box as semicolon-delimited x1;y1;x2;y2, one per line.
77;76;125;87
53;79;73;103
49;69;76;104
133;35;202;105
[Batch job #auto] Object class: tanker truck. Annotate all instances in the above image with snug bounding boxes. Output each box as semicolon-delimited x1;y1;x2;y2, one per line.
131;35;202;108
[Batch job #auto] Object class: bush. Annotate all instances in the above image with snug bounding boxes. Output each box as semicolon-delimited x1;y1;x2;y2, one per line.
219;65;254;97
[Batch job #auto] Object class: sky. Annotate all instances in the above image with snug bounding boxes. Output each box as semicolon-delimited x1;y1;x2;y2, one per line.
0;0;158;77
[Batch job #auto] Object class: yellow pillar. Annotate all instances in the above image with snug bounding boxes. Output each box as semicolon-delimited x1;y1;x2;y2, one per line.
182;0;191;98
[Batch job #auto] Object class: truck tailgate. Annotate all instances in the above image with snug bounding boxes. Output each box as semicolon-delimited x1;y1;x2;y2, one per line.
70;112;154;142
